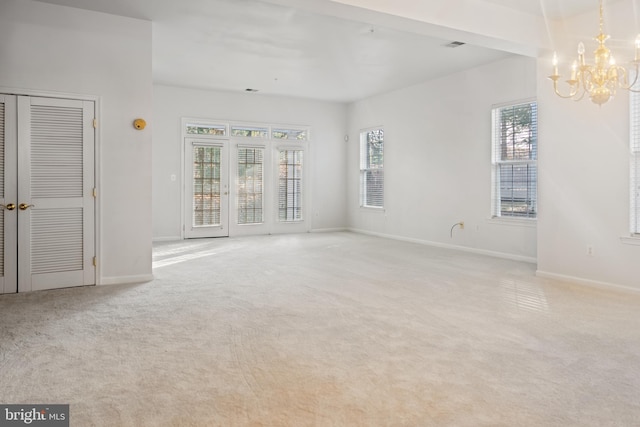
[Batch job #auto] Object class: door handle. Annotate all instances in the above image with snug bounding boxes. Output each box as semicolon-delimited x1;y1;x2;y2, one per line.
19;203;35;211
0;203;16;211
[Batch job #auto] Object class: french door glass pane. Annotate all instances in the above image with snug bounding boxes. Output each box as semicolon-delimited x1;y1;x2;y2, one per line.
237;147;264;224
278;150;303;221
193;146;221;226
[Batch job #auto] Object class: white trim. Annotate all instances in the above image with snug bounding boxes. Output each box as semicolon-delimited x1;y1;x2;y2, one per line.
153;236;182;242
359;126;385;209
360;206;385;212
349;228;537;263
486;217;537;227
620;235;640;245
536;270;640;295
310;227;348;233
491;100;538;220
0;86;99;102
100;274;154;286
491;96;537;110
1;88;101;291
180;117;311;238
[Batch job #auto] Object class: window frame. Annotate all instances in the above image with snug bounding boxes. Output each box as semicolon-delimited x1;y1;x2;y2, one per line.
359;127;385;209
236;145;265;226
491;99;538;221
181;118;310;238
276;147;305;222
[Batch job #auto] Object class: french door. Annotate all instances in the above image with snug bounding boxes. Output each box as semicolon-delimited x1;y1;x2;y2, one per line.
184;139;229;238
0;94;95;293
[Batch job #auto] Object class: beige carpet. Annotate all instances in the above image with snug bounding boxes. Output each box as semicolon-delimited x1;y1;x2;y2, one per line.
1;232;640;426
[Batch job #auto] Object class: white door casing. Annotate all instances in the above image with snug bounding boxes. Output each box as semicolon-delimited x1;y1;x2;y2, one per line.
0;94;18;294
0;95;97;293
184;138;229;238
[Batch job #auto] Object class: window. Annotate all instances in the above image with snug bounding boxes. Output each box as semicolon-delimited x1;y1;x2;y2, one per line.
237;147;264;225
272;128;308;140
186;123;226;136
631;92;640;234
231;125;268;138
491;101;537;219
278;150;303;221
360;128;384;208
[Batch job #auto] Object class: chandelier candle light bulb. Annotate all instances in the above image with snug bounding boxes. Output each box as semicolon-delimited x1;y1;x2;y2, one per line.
548;0;640;105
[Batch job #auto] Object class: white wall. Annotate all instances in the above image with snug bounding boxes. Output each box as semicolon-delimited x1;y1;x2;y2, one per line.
536;1;640;290
152;85;348;240
0;0;153;284
347;55;537;261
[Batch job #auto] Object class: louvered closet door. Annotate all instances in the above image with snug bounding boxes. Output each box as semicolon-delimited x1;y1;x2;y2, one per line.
17;96;95;292
0;95;18;294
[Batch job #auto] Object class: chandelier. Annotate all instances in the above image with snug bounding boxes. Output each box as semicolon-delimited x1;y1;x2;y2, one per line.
549;0;640;105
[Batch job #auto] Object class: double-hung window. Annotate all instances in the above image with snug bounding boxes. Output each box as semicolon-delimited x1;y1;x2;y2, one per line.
491;101;538;219
360;128;384;208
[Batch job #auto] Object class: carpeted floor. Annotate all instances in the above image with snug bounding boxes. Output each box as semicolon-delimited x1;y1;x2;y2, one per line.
1;232;640;426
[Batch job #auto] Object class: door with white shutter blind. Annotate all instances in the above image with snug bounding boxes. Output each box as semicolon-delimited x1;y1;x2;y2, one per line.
0;95;95;293
184;139;229;238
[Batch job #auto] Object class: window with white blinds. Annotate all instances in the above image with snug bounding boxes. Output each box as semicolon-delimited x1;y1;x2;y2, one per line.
631;91;640;234
360;128;384;208
237;147;264;224
192;145;222;227
491;101;537;219
278;150;303;221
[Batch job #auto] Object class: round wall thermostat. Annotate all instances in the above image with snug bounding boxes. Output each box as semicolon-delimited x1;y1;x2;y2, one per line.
133;118;147;130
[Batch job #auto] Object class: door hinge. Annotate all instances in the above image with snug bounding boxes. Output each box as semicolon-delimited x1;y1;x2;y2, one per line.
92;188;97;198
92;256;97;267
93;118;98;129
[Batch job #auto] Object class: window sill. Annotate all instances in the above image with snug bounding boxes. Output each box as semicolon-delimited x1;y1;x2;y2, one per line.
486;216;537;228
620;235;640;246
360;206;385;213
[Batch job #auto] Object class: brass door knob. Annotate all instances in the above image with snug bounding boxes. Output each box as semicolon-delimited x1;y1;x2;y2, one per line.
19;203;35;210
1;203;16;211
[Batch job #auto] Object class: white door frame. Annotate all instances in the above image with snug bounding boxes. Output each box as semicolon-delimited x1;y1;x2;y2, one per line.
0;86;100;292
179;118;311;239
228;140;273;237
183;138;229;239
0;94;18;294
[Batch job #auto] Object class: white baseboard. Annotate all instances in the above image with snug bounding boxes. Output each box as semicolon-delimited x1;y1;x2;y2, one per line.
348;228;537;264
310;227;348;233
153;236;182;242
535;270;640;294
99;274;154;286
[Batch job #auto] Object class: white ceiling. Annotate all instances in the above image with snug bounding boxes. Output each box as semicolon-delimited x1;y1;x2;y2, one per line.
483;0;606;18
33;0;604;103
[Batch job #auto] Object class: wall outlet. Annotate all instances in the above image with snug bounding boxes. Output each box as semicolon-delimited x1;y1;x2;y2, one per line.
587;245;594;256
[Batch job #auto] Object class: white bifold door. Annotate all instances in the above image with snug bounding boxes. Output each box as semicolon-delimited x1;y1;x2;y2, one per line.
0;95;95;293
